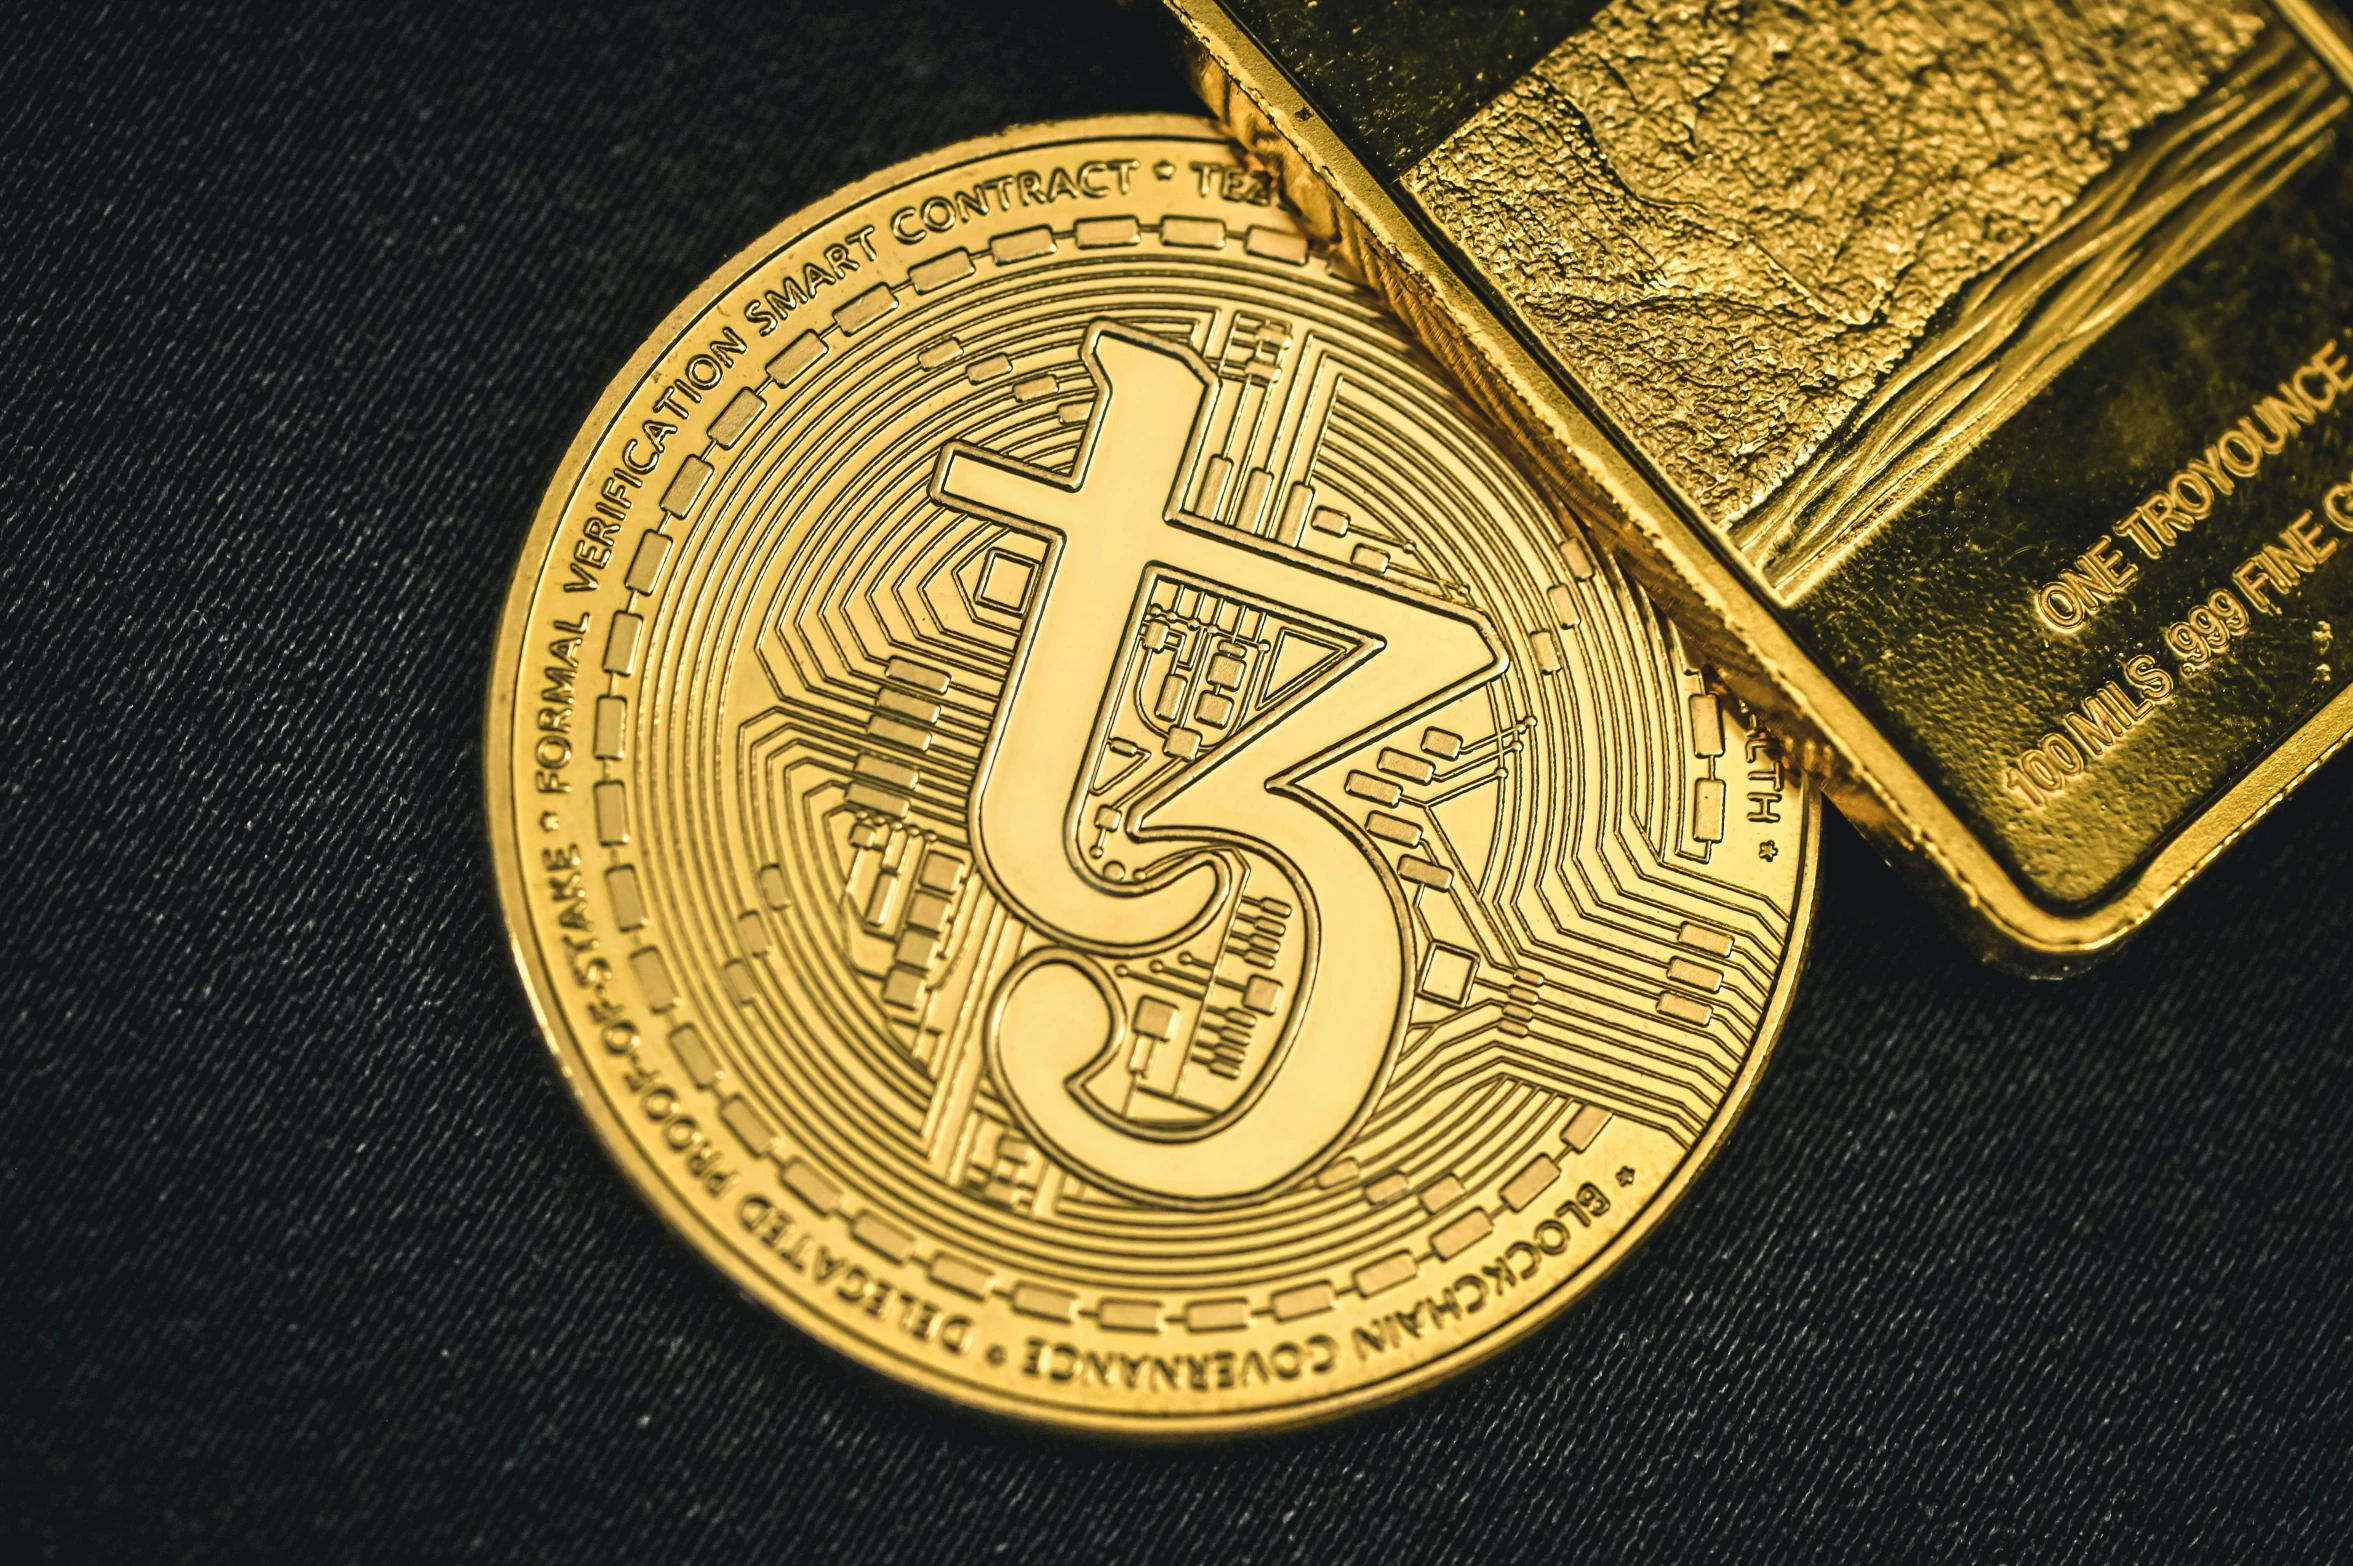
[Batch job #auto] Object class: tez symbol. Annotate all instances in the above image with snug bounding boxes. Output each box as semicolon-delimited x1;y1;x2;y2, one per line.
932;323;1501;1204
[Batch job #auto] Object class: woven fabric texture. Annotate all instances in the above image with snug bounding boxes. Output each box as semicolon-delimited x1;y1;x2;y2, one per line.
3;2;2348;1559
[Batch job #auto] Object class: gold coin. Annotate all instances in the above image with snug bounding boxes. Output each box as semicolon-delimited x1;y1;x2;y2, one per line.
487;115;1819;1434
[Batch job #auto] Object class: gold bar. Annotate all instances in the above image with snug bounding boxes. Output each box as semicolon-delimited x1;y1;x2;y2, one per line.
1165;0;2353;969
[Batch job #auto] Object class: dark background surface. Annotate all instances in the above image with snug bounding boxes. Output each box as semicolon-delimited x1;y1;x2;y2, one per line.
4;2;2349;1560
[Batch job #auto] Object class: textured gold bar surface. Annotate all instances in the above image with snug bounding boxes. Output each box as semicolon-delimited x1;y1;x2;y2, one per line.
1170;0;2353;966
1408;1;2297;588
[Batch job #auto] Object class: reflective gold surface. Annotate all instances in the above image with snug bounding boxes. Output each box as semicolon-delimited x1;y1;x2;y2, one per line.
1409;2;2338;595
1167;0;2353;968
486;116;1818;1433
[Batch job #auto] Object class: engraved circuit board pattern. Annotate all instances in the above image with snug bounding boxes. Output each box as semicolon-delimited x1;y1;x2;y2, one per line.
492;119;1817;1433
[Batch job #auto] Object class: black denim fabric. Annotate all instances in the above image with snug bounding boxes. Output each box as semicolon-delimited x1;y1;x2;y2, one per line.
4;2;2350;1559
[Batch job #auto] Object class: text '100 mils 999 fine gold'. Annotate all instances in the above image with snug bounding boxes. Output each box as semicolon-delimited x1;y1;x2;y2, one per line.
487;117;1818;1434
